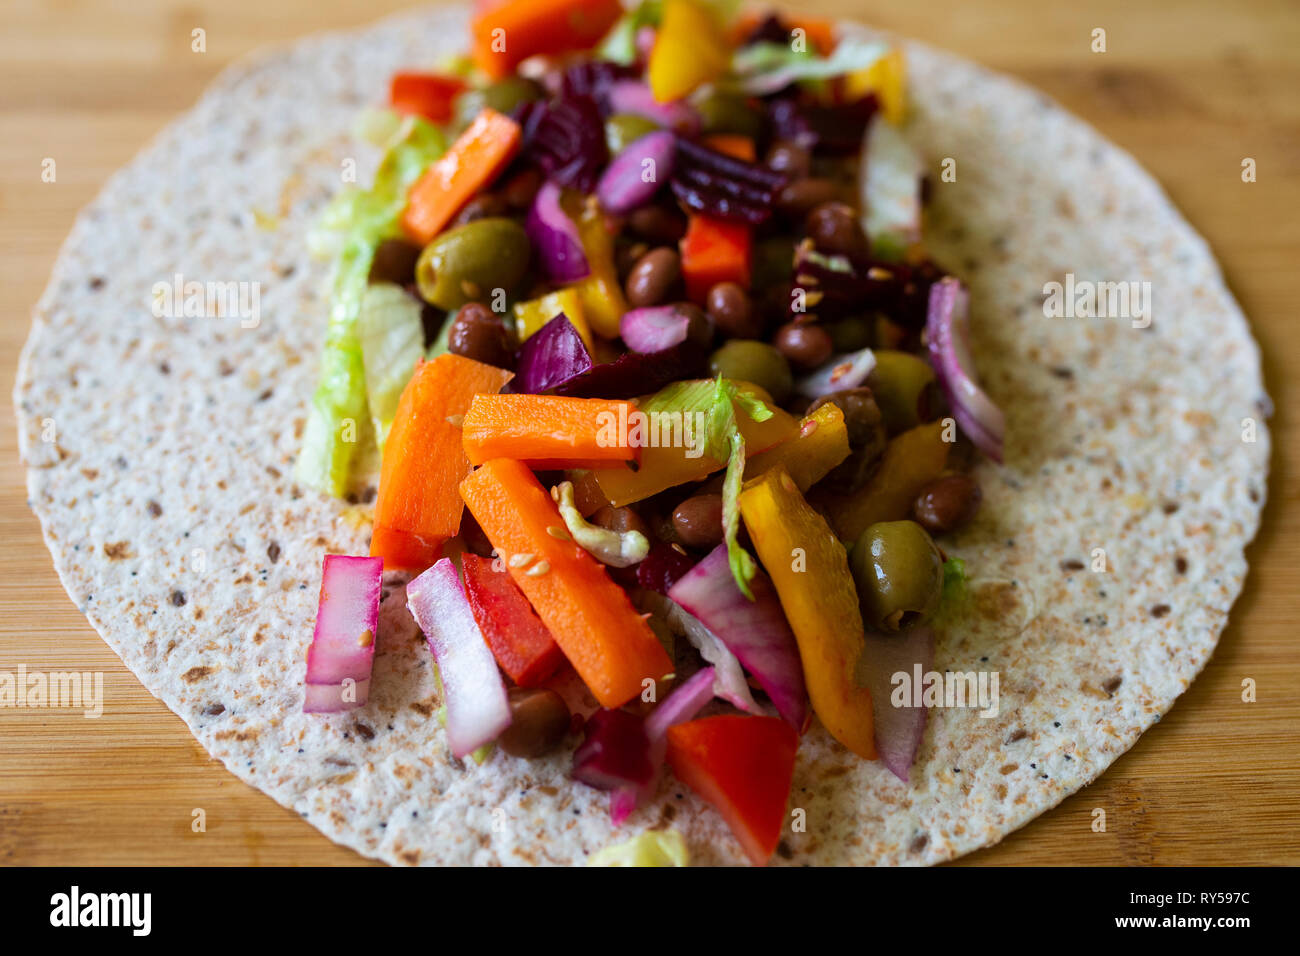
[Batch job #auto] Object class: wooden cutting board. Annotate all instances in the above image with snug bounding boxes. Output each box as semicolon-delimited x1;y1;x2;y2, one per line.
1;0;1297;866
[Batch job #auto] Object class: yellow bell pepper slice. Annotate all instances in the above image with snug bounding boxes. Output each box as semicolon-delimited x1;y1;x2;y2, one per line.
846;47;906;125
813;419;951;543
739;466;876;759
566;195;627;339
513;287;594;353
648;0;731;103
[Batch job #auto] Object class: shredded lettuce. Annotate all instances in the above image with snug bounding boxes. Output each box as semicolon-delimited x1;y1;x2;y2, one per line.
555;481;650;567
728;36;888;96
598;0;663;65
358;283;425;447
588;828;689;867
861;115;922;261
629;376;774;597
296;117;446;496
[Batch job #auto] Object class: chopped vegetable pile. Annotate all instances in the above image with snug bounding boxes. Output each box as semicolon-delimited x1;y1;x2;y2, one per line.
298;0;1004;866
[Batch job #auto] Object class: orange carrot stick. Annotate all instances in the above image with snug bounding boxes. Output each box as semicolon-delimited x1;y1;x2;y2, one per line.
370;355;513;571
460;458;673;708
401;108;521;245
461;394;639;468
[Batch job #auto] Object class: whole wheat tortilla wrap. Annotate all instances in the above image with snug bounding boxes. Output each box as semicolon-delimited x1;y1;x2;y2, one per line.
14;5;1269;865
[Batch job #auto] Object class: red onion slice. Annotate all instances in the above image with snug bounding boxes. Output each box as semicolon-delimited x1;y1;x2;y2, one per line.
304;555;383;714
860;626;935;782
606;80;700;134
926;277;1005;462
668;545;808;729
525;180;590;283
596;130;677;214
407;558;511;759
607;666;717;826
794;347;877;398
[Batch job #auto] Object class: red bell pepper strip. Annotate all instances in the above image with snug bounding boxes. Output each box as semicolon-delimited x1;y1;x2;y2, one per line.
461;553;564;687
665;715;799;865
389;72;467;123
680;214;752;304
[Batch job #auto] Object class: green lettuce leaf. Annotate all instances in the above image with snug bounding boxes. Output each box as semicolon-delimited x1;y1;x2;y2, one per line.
358;283;425;447
728;36;888;96
588;829;689;867
296;117;446;496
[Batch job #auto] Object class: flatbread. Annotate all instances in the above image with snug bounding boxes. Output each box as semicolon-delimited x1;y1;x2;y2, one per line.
15;5;1269;865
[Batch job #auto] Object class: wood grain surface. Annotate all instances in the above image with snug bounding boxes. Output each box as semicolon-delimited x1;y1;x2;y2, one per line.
2;0;1297;866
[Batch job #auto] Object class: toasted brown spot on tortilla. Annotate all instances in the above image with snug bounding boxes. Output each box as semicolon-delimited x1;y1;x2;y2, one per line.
214;727;258;742
267;541;281;562
400;849;421;865
1000;764;1019;775
1150;604;1171;618
182;666;213;683
1162;501;1179;514
1102;676;1123;694
103;541;131;559
410;698;437;717
354;722;375;741
204;703;225;716
1006;728;1028;743
81;468;98;480
908;834;929;854
1175;556;1188;574
146;500;162;517
169;590;186;606
1059;559;1084;571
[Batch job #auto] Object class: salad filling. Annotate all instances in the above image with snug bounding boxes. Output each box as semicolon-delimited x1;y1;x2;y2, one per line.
299;0;1001;866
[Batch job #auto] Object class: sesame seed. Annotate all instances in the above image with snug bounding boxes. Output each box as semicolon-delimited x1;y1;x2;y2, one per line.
546;525;571;541
508;553;533;568
525;560;551;577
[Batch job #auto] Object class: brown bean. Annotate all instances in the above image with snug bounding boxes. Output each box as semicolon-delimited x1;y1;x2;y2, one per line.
773;321;833;370
448;302;513;369
368;238;422;286
452;192;509;228
624;247;682;308
765;139;812;180
706;282;761;339
498;687;570;758
500;167;542;210
808;387;884;448
672;494;724;550
805;201;868;260
591;504;650;539
912;474;983;533
775;177;840;221
626;203;687;243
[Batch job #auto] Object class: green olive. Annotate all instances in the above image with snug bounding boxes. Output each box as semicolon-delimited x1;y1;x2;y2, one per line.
415;218;531;311
694;91;763;138
708;341;793;405
604;113;661;155
867;350;939;434
453;76;544;130
850;520;943;632
825;316;873;353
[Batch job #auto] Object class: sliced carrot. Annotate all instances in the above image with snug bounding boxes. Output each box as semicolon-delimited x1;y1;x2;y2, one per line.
461;394;640;468
702;134;756;162
401;108;521;245
680;214;752;303
460;459;673;708
472;0;625;78
371;355;513;571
